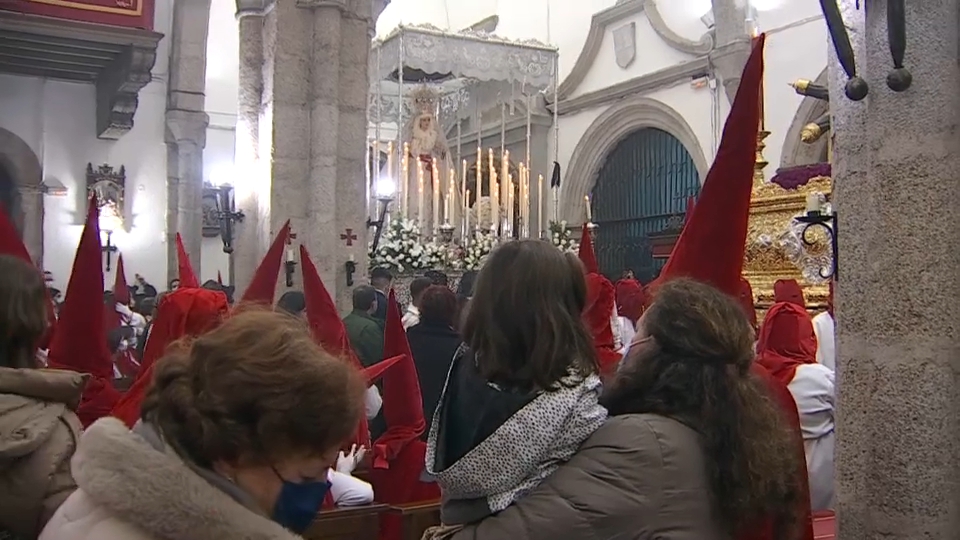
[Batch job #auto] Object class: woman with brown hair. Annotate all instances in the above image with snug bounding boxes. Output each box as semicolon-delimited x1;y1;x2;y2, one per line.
0;255;84;539
444;278;803;540
40;308;367;540
425;240;607;535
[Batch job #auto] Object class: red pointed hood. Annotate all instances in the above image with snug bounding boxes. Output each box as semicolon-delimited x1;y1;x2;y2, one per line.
615;278;644;325
372;289;426;469
175;233;199;288
755;302;817;387
774;279;805;307
827;280;834;318
111;287;230;427
113;254;130;305
577;224;599;274
240;220;290;305
655;34;766;298
1;208;56;348
47;198;121;426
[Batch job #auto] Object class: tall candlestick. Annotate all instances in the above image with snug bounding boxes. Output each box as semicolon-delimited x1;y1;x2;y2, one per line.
538;174;544;237
447;172;454;222
585;195;592;222
507;173;515;237
417;160;425;228
523;174;530;238
502;150;510;197
488;149;497;232
401;143;410;217
432;158;440;236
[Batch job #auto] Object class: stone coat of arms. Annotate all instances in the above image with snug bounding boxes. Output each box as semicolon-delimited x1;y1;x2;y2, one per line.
613;22;637;69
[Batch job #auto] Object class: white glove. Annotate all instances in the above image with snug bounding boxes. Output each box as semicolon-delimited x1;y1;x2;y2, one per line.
336;444;367;475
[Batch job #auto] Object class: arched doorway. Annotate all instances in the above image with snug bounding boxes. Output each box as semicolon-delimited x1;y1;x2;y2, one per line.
592;128;701;282
0;162;23;234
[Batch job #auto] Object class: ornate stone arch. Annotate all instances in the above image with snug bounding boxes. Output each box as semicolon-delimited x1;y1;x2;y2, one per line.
0;127;43;263
780;67;830;169
560;97;708;222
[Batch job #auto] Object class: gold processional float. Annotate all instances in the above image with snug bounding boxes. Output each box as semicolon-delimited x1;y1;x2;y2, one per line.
743;78;833;318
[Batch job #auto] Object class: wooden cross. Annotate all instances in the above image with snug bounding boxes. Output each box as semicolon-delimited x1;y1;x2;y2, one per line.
340;228;358;246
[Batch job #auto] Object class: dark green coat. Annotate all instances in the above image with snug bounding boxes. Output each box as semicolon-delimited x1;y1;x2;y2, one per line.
342;310;384;368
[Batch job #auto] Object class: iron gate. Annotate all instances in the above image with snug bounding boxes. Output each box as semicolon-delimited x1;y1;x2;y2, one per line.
592;128;701;282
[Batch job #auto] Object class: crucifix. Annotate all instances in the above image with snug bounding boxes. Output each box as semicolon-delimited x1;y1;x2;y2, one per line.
340;228;358;246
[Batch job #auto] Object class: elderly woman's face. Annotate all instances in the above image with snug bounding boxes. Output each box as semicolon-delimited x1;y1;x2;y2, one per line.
215;447;339;526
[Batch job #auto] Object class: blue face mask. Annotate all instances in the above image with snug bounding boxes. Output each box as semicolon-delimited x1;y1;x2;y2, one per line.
271;468;332;534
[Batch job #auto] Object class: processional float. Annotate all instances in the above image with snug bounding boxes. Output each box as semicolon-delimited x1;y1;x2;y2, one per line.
368;24;559;249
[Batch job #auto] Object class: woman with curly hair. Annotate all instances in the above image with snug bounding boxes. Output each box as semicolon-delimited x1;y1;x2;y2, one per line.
40;308;366;540
444;278;803;540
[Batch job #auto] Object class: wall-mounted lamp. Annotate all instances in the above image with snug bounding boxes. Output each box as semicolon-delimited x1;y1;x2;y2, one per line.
87;162;125;272
202;183;245;253
796;193;838;280
366;177;396;253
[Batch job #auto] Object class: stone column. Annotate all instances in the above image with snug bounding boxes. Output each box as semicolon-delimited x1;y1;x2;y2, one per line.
233;1;269;292
17;186;43;265
234;0;375;309
164;0;212;282
709;0;751;103
830;2;960;539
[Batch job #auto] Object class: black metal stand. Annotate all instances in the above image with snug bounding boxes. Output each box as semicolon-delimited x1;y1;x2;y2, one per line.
101;230;118;272
217;186;244;254
796;210;839;280
366;197;393;254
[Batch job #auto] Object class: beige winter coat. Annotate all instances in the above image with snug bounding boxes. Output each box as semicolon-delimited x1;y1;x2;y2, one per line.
449;413;725;540
39;417;303;540
0;366;85;539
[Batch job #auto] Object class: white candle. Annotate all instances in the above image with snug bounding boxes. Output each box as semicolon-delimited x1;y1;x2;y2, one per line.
465;189;471;242
286;248;294;262
432;158;440;235
401;143;410;217
585;195;593;222
387;141;394;184
538;174;544;237
417;160;425;225
805;192;821;214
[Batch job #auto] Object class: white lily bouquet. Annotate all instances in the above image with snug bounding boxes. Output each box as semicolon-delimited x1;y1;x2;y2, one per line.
549;220;579;254
463;231;496;271
369;217;425;274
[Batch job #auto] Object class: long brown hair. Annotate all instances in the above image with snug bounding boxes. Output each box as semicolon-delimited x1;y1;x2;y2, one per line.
142;306;365;467
0;255;48;369
601;278;801;538
461;239;597;392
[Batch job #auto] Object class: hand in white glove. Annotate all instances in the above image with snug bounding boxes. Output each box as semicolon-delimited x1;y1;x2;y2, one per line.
336;444;367;475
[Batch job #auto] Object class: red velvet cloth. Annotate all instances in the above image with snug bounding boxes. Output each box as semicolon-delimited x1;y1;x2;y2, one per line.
110;288;229;427
239;220;290;305
372;291;426;469
653;35;765;297
755;302;818;387
175;233;200;288
47;198;119;426
584;273;622;374
115;349;140;379
369;440;440;540
614;278;644;325
745;364;815;540
774;279;806;307
739;277;758;331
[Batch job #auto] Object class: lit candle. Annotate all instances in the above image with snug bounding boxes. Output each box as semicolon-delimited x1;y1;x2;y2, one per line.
507;173;515;235
401;143;410;217
432;158;440;235
446;174;454;222
538;174;544;237
387;141;394;184
460;160;467;217
502;150;510;194
585;195;593;222
805;192;821;214
417;160;425;226
489;148;497;232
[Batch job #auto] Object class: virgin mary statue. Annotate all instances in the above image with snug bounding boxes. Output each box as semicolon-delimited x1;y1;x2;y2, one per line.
398;86;460;238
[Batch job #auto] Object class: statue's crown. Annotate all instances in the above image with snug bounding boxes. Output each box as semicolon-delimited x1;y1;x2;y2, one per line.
410;86;438;114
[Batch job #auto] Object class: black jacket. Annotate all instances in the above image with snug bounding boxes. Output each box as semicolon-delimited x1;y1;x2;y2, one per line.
406;321;462;439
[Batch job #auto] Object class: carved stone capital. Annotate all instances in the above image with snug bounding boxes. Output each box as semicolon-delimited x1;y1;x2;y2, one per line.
95;45;157;140
708;39;752;104
165;110;210;147
236;0;274;17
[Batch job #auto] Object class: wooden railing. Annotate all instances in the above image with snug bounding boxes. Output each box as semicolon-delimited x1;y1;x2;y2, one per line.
387;499;442;540
303;503;390;540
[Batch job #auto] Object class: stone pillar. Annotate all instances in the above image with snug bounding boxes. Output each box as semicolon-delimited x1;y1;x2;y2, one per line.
164;0;212;282
233;1;269;292
830;2;960;539
17;186;43;265
709;0;750;103
234;0;375;310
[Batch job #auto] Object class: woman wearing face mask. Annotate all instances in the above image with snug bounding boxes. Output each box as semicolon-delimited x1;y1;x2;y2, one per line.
40;307;366;540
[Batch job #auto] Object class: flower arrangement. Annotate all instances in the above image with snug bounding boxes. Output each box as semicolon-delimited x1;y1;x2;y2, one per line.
462;231;496;271
369;217;424;274
421;239;455;270
548;220;579;254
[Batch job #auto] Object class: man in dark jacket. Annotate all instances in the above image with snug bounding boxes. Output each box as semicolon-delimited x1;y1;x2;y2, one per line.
370;267;392;322
342;285;384;368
